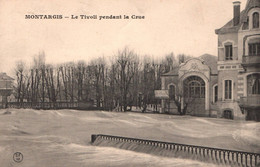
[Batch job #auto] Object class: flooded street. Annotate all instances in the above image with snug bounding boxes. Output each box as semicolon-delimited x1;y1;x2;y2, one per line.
0;109;259;167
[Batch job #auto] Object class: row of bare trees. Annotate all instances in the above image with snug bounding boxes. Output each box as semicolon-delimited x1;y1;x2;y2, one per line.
14;48;190;111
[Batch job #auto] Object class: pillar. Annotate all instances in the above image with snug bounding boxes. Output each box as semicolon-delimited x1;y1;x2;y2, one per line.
160;100;165;113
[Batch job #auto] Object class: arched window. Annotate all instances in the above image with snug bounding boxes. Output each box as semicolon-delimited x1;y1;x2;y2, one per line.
213;85;218;103
184;76;205;98
247;73;260;95
224;80;232;100
253;12;259;29
168;85;175;100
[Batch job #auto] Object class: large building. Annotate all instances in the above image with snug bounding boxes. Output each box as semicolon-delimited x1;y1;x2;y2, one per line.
157;0;260;121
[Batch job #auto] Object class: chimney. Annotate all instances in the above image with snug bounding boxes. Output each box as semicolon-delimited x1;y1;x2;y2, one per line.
233;1;241;26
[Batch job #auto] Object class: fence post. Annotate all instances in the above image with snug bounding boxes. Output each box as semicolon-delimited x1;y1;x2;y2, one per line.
91;134;98;143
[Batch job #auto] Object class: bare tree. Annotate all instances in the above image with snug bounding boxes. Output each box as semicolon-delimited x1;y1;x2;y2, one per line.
112;48;139;112
14;61;25;103
89;57;106;108
12;48;194;112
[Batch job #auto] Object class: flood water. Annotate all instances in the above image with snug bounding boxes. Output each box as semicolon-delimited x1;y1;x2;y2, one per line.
0;109;259;167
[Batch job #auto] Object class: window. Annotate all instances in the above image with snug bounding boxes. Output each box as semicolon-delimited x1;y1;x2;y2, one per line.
253;12;259;29
249;43;260;56
224;80;232;100
213;85;218;103
169;85;175;100
186;77;205;98
183;76;205;98
225;45;233;60
247;74;260;95
189;81;201;97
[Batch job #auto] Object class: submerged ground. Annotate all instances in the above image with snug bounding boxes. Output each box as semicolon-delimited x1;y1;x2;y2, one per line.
0;109;259;167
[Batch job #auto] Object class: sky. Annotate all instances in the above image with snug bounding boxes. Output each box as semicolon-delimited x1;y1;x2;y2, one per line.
0;0;247;76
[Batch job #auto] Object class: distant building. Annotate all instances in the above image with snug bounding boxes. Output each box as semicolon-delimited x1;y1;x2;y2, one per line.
157;0;260;121
158;54;219;117
0;72;14;108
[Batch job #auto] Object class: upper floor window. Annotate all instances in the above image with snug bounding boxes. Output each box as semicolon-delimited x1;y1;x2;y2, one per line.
253;12;259;29
225;45;233;60
224;80;232;100
249;42;260;56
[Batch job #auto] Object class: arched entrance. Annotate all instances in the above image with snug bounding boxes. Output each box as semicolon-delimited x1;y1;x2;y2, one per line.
223;110;233;119
183;76;206;115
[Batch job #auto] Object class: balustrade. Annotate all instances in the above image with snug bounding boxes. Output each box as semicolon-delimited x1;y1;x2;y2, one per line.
91;134;260;166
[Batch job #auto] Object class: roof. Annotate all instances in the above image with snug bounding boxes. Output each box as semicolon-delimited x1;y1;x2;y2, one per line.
154;90;169;99
199;54;218;75
0;73;14;80
246;0;260;11
215;0;260;34
162;54;218;76
242;0;260;21
215;10;245;34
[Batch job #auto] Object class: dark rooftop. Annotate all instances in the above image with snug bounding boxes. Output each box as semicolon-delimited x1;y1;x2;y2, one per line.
200;54;218;75
0;73;14;80
216;0;260;34
162;54;218;76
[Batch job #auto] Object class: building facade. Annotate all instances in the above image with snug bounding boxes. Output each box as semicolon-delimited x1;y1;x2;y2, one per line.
159;55;219;117
0;72;14;108
158;0;260;121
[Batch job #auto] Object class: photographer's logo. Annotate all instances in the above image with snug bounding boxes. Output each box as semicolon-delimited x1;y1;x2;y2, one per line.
13;152;23;163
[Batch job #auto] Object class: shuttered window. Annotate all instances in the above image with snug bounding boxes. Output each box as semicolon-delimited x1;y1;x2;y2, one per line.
224;80;232;100
225;45;233;60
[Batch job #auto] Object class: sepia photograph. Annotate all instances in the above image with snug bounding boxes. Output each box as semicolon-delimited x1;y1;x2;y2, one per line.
0;0;260;166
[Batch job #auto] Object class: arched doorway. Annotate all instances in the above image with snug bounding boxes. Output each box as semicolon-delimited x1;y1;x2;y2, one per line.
223;110;233;119
183;76;205;115
168;84;176;100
